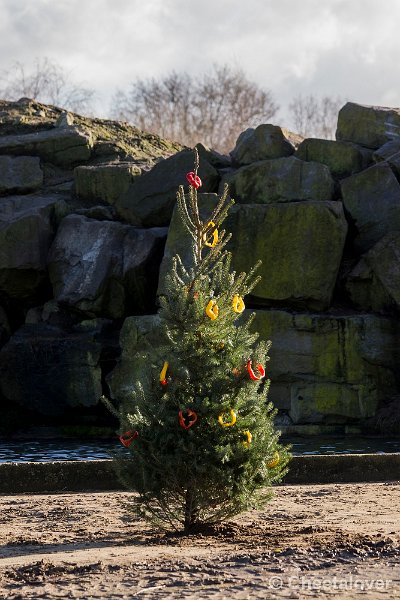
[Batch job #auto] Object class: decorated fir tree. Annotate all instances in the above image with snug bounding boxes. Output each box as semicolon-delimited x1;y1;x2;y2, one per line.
104;149;290;532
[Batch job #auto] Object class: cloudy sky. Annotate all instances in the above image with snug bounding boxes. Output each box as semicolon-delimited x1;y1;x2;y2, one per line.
1;0;400;128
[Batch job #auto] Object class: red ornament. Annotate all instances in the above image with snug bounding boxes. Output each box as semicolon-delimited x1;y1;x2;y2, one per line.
247;360;265;381
178;408;198;429
160;378;168;386
186;171;202;189
119;430;139;448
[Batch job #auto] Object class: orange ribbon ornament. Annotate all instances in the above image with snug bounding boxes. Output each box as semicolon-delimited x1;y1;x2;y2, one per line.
178;409;198;430
205;299;219;320
218;409;237;427
203;221;219;248
247;360;265;381
119;430;139;448
232;295;245;313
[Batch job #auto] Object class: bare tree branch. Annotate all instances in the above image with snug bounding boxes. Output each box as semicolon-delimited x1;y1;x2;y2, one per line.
288;94;344;139
0;57;95;114
111;64;279;153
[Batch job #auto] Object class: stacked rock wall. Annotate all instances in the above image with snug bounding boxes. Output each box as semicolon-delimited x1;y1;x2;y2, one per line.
0;99;399;435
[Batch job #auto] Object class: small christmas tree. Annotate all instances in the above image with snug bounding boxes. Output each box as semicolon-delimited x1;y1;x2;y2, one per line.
104;149;290;532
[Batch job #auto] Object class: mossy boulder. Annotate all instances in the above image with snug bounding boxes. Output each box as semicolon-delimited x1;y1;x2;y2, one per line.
0;126;93;167
341;162;400;253
336;102;400;149
253;309;398;424
158;199;347;311
230;124;298;165
289;382;375;424
229;201;347;310
221;156;334;204
345;231;400;313
0;98;183;165
117;148;219;226
295;138;372;178
74;163;142;205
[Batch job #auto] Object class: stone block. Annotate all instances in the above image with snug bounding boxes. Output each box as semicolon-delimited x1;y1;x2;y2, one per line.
48;215;167;318
159;198;347;310
295;138;372;178
253;309;398;423
336;102;400;148
0;126;93;167
0;194;68;298
0;323;103;417
117;148;219;226
0;155;43;194
74;162;141;204
221;156;334;204
341;162;400;253
230;124;298;165
345;231;400;313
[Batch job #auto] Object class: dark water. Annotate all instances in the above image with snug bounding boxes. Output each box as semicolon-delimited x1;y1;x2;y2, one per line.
0;437;399;463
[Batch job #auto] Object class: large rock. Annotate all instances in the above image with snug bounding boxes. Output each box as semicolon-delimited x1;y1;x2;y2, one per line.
48;214;167;318
345;232;400;313
117;149;219;226
0;194;68;298
230;124;298;165
106;314;162;403
372;140;400;178
0;322;104;417
231;202;347;310
253;309;398;424
0;155;43;194
340;162;400;253
157;194;219;296
387;152;400;178
295;138;372;178
336;102;400;149
158;198;348;311
372;139;400;162
106;307;398;427
74;163;142;205
222;156;335;204
0;126;93;167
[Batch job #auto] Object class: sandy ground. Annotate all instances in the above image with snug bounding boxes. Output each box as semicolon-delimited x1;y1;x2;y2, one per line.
0;482;399;599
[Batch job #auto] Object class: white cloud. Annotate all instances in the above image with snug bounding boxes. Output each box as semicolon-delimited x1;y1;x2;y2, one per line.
1;0;400;124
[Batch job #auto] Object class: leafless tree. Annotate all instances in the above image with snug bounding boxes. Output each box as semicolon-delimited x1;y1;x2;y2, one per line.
0;57;95;114
288;94;344;139
112;64;279;153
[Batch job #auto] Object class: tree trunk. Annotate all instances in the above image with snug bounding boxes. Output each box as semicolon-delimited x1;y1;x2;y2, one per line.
184;488;197;533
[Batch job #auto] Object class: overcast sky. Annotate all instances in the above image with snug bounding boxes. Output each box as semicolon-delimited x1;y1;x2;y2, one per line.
1;0;400;128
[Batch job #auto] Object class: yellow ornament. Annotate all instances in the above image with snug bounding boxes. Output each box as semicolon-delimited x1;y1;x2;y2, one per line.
267;451;280;468
232;295;245;313
203;221;219;248
218;409;237;427
242;430;252;448
205;299;219;320
159;361;169;385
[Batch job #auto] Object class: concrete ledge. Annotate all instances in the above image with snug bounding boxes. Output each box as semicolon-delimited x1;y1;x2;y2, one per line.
1;454;399;494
